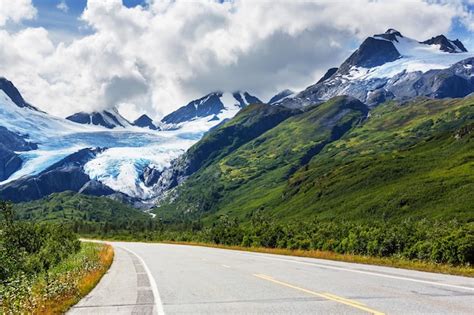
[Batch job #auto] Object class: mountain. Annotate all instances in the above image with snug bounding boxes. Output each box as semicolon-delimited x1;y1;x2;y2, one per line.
268;89;295;104
66;108;131;129
421;35;467;53
160;91;262;127
144;103;297;195
154;96;369;219
0;78;254;203
2;28;474;208
316;68;338;84
133;114;159;130
154;96;474;224
276;29;473;108
0;78;39;110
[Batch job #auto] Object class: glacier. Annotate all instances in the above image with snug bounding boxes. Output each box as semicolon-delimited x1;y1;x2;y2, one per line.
0;89;237;199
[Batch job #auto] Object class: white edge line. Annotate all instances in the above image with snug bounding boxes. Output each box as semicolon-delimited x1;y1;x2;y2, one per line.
118;246;166;315
238;252;474;292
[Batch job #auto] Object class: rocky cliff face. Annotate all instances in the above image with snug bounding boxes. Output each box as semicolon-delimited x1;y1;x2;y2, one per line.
0;77;39;110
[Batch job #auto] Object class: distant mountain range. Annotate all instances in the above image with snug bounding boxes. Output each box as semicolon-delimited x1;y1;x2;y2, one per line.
1;28;474;208
0;77;262;203
276;29;473;108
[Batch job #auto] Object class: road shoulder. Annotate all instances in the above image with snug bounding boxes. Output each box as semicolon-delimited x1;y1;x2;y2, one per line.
68;246;156;315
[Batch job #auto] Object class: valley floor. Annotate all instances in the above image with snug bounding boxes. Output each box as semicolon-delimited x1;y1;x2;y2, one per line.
74;241;474;315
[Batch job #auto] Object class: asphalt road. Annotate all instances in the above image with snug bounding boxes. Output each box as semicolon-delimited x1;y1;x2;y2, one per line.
69;242;474;315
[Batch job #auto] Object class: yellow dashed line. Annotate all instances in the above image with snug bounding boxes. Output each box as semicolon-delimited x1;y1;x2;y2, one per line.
253;274;385;315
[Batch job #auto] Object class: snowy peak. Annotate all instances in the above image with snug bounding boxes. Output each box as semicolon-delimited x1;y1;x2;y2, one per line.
133;114;159;130
338;35;400;73
161;91;262;125
338;29;470;76
372;29;467;54
66;108;131;129
0;77;39;111
421;35;467;53
277;28;474;109
373;28;404;42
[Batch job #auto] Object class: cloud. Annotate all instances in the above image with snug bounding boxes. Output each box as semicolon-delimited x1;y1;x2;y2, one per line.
0;0;473;120
0;0;36;26
56;0;69;13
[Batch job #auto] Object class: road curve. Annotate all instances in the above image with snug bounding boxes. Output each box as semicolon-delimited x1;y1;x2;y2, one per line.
69;241;474;315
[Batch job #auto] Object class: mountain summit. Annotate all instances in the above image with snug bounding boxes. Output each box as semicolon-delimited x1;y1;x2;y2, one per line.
66;108;131;129
160;91;262;127
133;114;159;130
0;78;39;111
276;29;472;108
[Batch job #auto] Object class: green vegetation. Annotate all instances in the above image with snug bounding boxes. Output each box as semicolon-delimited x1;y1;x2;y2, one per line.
96;213;473;270
156;97;474;224
0;201;113;313
156;96;369;221
6;96;474;276
148;96;474;269
14;191;158;235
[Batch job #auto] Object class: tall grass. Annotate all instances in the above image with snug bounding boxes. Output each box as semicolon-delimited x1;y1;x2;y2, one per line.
0;242;113;314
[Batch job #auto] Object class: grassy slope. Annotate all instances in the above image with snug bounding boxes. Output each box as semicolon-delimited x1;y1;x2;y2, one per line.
1;242;113;314
280;98;474;222
155;96;369;221
155;97;474;224
13;191;149;223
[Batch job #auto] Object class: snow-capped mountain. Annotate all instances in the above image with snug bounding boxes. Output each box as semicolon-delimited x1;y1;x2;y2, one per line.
421;35;467;53
0;78;257;204
277;29;474;108
66;108;132;129
133;114;159;130
2;28;474;206
160;91;262;128
0;78;39;111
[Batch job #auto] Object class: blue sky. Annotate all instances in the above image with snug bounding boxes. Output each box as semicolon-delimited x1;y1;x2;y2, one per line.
24;0;148;42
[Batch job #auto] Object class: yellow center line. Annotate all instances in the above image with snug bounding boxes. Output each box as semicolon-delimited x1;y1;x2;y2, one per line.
253;274;385;315
322;292;367;307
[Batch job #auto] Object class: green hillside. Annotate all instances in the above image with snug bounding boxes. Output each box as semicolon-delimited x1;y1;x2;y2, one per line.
13;191;154;233
155;96;474;224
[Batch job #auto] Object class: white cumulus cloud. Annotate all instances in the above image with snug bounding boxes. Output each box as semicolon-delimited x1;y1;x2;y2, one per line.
0;0;36;26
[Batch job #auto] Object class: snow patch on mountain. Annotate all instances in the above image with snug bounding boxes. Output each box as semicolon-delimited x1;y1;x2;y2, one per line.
160;91;262;129
346;34;473;81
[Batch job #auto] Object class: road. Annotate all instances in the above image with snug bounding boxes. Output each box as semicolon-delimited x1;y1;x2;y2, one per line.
68;242;474;315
